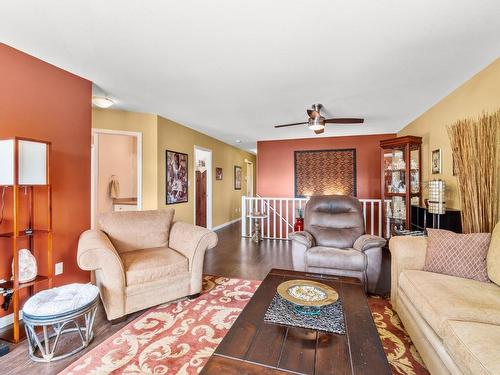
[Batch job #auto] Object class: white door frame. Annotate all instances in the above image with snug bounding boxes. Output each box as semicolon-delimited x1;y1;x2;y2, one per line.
91;128;143;228
193;145;212;229
245;159;254;197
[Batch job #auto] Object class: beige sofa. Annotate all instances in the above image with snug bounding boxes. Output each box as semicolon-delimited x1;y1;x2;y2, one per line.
390;228;500;375
77;209;218;320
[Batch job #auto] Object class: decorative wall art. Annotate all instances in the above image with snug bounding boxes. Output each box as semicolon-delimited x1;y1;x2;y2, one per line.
431;149;441;174
215;167;223;180
294;149;357;198
166;150;188;204
234;166;242;190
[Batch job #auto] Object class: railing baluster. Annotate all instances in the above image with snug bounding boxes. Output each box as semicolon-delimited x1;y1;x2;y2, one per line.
362;201;366;231
292;199;296;233
279;199;283;239
286;200;289;239
273;199;276;239
266;199;270;239
378;201;382;237
370;202;374;235
260;199;264;239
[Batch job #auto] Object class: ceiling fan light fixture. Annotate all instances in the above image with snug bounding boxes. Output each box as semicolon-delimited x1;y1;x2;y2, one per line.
308;117;325;131
92;96;114;108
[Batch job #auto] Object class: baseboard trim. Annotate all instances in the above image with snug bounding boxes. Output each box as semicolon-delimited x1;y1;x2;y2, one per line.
212;218;241;231
0;311;22;330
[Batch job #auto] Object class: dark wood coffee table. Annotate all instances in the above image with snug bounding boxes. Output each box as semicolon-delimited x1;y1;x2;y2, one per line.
201;268;391;375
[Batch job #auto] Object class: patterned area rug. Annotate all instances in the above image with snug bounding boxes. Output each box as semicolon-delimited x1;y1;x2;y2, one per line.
60;276;428;375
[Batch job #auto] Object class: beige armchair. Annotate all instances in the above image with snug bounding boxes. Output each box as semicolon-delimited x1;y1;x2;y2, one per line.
77;209;218;320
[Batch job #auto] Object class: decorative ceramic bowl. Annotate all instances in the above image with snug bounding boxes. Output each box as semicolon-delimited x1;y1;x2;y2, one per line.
277;279;338;315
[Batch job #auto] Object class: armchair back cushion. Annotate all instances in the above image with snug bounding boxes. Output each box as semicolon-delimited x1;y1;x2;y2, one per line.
99;209;175;253
305;195;364;248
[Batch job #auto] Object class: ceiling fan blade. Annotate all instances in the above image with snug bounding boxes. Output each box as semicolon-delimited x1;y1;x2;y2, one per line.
274;122;308;128
314;128;324;135
324;118;364;124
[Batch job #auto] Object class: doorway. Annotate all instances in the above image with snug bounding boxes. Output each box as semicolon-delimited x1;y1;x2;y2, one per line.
91;129;142;228
194;146;212;229
246;160;254;197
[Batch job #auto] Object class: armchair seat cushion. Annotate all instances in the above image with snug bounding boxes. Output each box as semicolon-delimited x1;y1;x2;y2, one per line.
399;270;500;337
120;247;188;286
306;246;365;271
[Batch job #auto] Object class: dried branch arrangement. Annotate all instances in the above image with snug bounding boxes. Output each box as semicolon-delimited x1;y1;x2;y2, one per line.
448;109;499;233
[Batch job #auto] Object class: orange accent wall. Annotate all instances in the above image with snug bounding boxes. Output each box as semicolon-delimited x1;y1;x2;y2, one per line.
0;44;92;316
257;134;396;198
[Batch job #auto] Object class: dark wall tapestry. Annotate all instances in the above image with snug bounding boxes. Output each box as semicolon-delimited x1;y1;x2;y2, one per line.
294;149;357;198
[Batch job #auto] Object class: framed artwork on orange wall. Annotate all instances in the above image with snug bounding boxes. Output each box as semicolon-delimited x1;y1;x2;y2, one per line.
294;149;357;198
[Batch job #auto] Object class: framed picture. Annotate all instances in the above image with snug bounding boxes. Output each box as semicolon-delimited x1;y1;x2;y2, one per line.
166;150;188;204
234;165;242;190
215;167;223;180
294;149;357;197
431;149;441;174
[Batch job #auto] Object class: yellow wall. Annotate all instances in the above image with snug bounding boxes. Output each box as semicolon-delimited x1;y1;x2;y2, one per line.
157;116;256;226
92;109;158;209
398;58;500;209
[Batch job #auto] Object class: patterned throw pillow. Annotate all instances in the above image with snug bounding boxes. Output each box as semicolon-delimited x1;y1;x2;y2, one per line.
424;229;491;282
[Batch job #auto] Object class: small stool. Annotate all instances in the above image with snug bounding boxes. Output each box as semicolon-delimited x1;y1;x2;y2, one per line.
247;212;268;243
23;283;99;362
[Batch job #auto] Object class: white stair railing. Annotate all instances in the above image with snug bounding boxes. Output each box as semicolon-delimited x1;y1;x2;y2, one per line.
242;196;382;240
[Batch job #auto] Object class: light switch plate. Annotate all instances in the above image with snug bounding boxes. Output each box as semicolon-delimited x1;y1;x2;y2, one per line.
55;262;63;275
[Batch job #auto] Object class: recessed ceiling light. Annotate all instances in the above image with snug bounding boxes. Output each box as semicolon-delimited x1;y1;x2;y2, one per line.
235;139;242;143
92;96;114;108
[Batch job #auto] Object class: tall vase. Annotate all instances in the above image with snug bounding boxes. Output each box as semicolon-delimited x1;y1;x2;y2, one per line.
294;217;304;232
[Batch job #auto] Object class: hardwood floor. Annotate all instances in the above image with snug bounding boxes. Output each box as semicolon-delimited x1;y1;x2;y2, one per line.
0;222;293;374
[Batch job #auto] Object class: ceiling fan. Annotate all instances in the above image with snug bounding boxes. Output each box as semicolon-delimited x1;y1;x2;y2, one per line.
274;104;364;135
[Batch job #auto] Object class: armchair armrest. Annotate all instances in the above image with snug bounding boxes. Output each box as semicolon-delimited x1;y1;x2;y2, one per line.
77;229;125;284
389;235;428;310
289;231;315;249
77;229;126;319
169;221;218;294
290;231;315;272
353;234;386;252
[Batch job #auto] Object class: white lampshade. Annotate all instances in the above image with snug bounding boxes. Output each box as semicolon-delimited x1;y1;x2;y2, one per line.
0;139;48;185
428;179;446;214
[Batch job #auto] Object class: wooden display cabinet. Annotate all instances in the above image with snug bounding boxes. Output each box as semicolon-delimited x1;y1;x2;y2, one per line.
380;136;422;238
0;137;53;343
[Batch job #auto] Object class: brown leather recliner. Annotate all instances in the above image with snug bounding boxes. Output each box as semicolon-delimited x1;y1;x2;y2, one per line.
290;195;386;293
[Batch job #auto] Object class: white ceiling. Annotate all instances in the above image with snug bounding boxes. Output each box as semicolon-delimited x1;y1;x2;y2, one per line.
1;1;499;152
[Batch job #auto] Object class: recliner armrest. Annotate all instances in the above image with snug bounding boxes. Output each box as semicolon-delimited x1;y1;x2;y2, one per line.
289;231;315;249
353;234;387;252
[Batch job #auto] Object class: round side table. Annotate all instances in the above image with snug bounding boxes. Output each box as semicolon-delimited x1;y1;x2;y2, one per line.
247;213;268;243
23;283;99;362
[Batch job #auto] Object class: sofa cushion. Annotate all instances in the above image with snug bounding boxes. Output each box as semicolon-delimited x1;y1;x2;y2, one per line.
99;209;175;253
306;246;365;271
120;247;188;285
443;320;500;375
424;229;490;282
399;270;500;337
487;222;500;286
